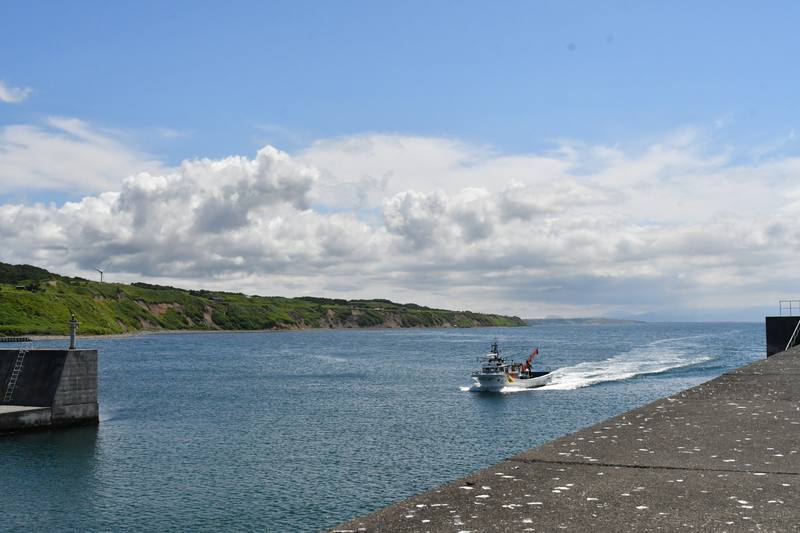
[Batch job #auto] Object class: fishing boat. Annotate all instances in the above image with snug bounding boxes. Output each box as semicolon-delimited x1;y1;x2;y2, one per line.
470;341;552;392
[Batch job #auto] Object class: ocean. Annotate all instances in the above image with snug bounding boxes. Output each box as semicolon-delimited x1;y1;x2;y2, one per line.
1;322;763;531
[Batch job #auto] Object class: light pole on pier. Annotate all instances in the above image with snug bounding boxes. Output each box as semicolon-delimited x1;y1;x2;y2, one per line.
69;313;79;349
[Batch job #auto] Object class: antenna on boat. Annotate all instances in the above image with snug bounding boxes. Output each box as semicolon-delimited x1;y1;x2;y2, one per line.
491;338;499;354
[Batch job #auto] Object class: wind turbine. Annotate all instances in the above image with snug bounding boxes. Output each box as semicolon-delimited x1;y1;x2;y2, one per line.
95;266;104;283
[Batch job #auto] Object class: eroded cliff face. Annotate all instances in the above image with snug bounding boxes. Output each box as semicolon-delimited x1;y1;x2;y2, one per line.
120;301;518;332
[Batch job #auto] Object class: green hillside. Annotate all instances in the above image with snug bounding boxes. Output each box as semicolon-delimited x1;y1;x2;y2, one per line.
0;262;525;335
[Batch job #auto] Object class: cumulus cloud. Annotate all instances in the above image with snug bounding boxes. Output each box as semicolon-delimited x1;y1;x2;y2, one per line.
2;126;800;320
0;81;32;103
0;145;378;279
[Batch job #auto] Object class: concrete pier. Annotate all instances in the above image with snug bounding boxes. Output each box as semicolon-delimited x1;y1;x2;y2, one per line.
0;349;98;433
765;315;800;355
332;347;800;532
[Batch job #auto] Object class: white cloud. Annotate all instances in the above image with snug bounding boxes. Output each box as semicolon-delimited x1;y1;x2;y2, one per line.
0;81;32;104
1;126;799;320
0;144;382;281
298;134;570;209
0;117;163;192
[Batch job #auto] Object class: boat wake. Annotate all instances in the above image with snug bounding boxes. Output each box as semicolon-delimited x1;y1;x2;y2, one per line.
539;336;714;391
460;333;717;393
460;384;544;394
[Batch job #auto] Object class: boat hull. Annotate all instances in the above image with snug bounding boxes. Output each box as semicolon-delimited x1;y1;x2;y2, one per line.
471;371;552;392
471;373;508;392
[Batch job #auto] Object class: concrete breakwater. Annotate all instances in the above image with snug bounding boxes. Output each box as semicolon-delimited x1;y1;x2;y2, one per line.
331;347;800;531
765;315;800;356
0;349;98;433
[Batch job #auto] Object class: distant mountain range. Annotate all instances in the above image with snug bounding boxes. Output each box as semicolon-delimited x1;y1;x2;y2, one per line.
0;262;526;335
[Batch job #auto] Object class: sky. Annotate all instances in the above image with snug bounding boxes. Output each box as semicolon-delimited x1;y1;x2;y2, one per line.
2;1;800;320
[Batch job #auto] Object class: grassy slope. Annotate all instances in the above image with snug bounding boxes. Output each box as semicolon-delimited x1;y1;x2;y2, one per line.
0;264;525;335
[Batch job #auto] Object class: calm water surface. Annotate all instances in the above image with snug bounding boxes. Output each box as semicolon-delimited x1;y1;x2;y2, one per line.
1;323;763;531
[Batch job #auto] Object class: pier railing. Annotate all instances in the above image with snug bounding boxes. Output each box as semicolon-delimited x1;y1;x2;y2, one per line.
779;300;800;316
767;302;800;355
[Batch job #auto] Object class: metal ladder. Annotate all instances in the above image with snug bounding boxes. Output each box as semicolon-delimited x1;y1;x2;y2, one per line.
787;318;800;352
3;343;30;402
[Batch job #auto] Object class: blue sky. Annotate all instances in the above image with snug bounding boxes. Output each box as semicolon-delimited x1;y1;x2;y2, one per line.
2;2;800;320
5;1;800;161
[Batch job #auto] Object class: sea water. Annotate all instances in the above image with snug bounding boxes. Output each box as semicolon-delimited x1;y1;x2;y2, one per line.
0;322;763;531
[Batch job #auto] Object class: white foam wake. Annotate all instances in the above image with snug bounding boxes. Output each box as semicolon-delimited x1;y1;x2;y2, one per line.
539;337;713;391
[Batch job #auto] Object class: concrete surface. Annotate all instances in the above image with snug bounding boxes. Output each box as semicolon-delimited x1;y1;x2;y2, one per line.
0;349;98;433
0;405;43;414
0;405;51;431
331;347;800;532
51;349;99;425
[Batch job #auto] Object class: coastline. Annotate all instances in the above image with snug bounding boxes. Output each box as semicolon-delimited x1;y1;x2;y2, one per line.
27;323;528;341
